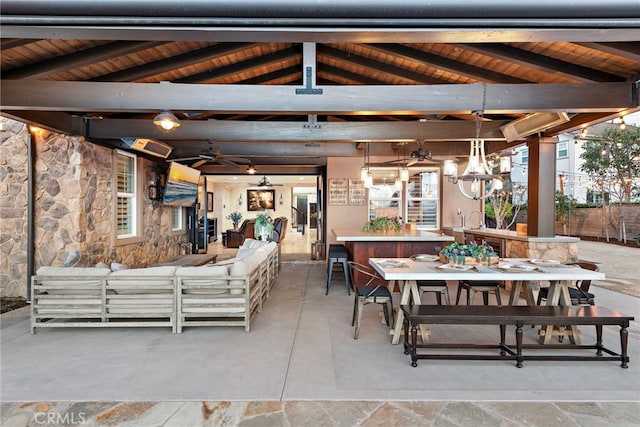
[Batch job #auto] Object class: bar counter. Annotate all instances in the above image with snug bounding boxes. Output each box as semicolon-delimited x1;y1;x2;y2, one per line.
332;229;454;286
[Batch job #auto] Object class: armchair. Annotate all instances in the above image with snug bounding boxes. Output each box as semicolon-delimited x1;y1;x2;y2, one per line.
225;219;256;248
272;217;288;243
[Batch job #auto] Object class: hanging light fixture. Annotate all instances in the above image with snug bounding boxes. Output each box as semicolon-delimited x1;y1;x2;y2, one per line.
443;111;511;200
619;116;627;130
362;142;374;188
153;110;181;132
399;143;409;182
246;164;257;175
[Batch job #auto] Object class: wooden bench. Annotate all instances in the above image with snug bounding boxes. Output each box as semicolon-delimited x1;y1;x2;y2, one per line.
400;305;633;368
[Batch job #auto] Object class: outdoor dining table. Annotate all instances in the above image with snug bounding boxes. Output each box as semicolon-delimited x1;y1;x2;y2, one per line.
369;257;606;345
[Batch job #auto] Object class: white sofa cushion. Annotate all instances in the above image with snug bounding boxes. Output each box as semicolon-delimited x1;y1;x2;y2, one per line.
107;266;176;293
176;265;229;294
228;260;249;294
35;266;111;294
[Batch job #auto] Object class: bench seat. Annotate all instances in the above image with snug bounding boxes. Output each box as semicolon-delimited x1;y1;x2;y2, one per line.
400;305;634;368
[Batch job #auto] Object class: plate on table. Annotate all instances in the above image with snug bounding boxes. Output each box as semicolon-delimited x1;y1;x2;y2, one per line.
378;259;406;268
436;263;474;271
410;254;439;262
529;259;561;268
499;264;537;272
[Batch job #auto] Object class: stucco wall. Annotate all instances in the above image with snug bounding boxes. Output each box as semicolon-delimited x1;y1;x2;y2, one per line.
0;117;187;298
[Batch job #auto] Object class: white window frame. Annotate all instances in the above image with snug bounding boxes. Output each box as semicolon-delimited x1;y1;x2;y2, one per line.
405;169;440;230
172;206;185;232
557;141;568;158
521;148;529;164
113;150;143;245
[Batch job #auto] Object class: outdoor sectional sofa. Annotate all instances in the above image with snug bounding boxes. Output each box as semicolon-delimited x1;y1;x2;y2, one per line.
30;239;279;334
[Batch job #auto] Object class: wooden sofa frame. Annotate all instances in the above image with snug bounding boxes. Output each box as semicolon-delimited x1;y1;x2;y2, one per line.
30;246;279;334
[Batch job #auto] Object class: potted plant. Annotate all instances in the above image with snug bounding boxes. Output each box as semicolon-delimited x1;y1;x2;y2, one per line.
255;213;274;241
362;216;403;233
439;241;499;266
227;211;243;229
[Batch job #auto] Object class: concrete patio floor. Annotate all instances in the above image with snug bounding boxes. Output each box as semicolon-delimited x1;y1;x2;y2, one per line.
1;241;639;426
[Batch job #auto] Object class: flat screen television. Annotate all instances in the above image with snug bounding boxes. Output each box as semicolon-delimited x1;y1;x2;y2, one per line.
162;162;201;206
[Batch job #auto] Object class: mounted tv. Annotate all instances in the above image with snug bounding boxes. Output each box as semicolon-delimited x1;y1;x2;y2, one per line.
162;162;201;206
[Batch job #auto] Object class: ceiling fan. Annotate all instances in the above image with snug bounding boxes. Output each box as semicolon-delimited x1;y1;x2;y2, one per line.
369;140;440;167
171;139;251;168
253;175;283;187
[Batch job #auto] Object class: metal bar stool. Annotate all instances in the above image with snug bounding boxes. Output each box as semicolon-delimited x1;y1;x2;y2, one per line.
326;244;351;295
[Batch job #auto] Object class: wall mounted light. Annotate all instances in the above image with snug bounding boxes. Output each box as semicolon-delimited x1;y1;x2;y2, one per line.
247;164;257;175
148;182;162;200
153;110;181;132
279;194;283;205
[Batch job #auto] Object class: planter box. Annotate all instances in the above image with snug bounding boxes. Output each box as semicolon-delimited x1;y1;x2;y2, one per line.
439;253;499;266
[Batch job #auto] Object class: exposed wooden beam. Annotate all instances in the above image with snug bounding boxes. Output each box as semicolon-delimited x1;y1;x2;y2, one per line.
363;43;530;84
175;45;302;84
2;80;635;115
574;42;640;63
317;45;448;84
3;41;166;79
0;38;41;50
85;118;515;142
456;43;627;83
92;42;260;82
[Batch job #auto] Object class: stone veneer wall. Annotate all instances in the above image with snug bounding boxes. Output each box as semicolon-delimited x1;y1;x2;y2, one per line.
0;117;186;298
506;240;579;264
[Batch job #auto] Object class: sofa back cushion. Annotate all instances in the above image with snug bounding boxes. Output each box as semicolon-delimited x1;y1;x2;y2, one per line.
35;266;111;294
107;266;176;293
176;265;229;294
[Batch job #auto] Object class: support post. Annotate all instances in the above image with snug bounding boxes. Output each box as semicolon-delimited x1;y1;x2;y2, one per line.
527;136;558;237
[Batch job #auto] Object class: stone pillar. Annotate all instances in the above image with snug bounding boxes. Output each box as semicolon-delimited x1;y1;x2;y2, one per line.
527;136;558;237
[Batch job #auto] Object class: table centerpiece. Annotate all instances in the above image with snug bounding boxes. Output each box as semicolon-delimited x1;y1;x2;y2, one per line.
439;241;499;266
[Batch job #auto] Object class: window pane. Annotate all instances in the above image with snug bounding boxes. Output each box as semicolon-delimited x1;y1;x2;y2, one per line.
117;196;133;235
117;154;134;193
406;171;439;229
172;207;182;230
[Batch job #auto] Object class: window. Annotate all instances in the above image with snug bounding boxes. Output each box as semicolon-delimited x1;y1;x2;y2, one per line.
557;141;568;158
406;170;439;230
521;148;529;164
114;150;143;244
172;206;184;231
366;167;440;230
116;151;137;238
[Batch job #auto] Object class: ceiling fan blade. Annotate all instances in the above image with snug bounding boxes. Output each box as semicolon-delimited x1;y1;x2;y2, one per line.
191;159;208;168
406;159;419;166
171;156;202;162
218;158;241;168
224;157;251;164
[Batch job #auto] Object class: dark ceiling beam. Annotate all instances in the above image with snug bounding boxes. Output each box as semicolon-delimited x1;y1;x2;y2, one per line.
2;41;167;79
238;65;301;84
0;38;40;49
92;42;260;82
3;80;635;115
364;43;530;84
85;118;514;142
574;42;640;62
175;45;301;84
318;45;448;84
456;43;626;83
318;64;387;85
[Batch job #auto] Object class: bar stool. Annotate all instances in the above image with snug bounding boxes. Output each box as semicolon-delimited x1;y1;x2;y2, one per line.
326;244;351;295
456;280;502;305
